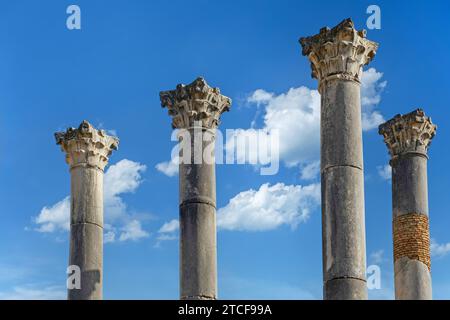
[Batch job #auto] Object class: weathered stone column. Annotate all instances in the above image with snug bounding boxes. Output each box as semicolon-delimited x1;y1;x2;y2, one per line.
300;19;378;300
55;120;119;300
160;77;231;300
379;109;436;300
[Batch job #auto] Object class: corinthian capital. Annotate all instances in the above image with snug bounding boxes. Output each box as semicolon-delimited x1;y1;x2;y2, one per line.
300;18;378;86
55;120;119;170
379;109;437;158
160;77;231;129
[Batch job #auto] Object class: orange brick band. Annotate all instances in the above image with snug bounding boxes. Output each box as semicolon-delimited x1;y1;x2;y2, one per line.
393;213;430;271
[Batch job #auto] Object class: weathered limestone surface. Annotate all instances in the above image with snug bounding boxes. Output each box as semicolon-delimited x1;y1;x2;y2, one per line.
55;120;118;300
160;77;231;300
379;109;436;300
300;18;378;300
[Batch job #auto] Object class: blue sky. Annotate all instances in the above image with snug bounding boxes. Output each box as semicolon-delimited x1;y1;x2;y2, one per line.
0;0;450;299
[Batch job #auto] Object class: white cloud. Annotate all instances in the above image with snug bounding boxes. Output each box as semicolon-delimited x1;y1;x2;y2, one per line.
159;219;179;233
361;68;387;108
156;155;179;177
300;160;320;180
104;231;116;244
244;86;321;167
34;159;149;243
226;69;387;175
377;164;392;181
118;220;149;242
361;68;387;131
155;219;179;246
362;110;385;131
104;159;147;222
217;182;320;231
431;239;450;258
0;285;65;300
34;196;70;233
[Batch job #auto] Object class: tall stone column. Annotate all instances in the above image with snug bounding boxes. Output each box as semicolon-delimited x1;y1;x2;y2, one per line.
55;120;119;300
379;109;436;300
160;77;231;300
300;19;378;300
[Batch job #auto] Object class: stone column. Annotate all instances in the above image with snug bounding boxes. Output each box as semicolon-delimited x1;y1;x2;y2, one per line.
379;109;436;300
160;77;231;300
55;120;119;300
300;19;378;300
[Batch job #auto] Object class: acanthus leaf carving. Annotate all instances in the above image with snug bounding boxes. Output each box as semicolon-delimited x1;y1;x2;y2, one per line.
160;77;231;129
379;109;437;158
300;18;378;91
55;120;119;171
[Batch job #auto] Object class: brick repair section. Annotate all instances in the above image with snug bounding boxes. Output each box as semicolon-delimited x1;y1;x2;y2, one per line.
393;213;431;271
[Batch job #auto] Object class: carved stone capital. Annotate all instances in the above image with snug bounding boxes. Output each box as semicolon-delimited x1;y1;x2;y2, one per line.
160;77;231;129
300;18;378;89
55;120;119;171
379;109;437;158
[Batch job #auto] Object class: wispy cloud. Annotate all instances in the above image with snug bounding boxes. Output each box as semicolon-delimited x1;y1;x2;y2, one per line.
155;219;179;247
369;250;385;264
0;285;65;300
431;239;450;258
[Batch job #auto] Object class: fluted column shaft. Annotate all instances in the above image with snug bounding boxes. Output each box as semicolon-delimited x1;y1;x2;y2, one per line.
55;121;118;300
160;77;231;300
301;18;378;300
379;109;436;300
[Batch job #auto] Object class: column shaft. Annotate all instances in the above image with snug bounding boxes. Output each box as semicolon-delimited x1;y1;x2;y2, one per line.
392;154;432;299
321;79;367;300
179;128;217;300
69;166;104;300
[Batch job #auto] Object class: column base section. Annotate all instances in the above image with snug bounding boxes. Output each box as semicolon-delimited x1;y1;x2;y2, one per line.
68;223;103;300
180;202;217;300
394;257;432;300
324;278;367;300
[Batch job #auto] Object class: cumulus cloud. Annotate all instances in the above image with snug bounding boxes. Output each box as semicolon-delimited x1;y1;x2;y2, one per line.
362;111;385;131
226;69;387;175
244;86;321;167
217;182;320;231
431;239;450;258
377;164;392;181
157;182;320;235
156;155;179;177
34;159;149;243
361;68;387;130
34;197;70;233
118;220;149;242
300;161;320;180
